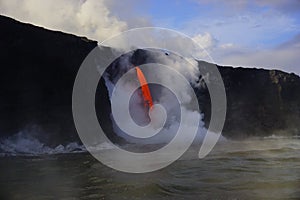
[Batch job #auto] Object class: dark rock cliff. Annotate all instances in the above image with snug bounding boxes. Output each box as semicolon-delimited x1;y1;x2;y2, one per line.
0;15;97;145
198;63;300;138
0;15;299;145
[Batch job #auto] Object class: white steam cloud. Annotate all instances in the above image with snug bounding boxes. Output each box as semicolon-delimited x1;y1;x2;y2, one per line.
103;50;208;144
0;0;127;41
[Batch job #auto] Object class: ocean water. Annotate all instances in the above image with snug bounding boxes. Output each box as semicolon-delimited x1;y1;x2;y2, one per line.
0;136;300;199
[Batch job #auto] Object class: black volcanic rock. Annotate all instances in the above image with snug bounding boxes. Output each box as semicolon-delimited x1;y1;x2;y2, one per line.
0;15;300;145
0;15;99;145
196;62;300;138
217;66;300;138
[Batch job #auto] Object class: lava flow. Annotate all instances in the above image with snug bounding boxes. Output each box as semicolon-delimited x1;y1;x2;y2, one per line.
135;66;153;110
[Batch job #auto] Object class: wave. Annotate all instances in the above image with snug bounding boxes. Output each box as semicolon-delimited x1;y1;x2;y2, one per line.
0;132;86;157
263;134;300;140
2;130;298;157
0;131;121;157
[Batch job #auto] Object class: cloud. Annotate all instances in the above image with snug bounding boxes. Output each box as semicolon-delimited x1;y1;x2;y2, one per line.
183;9;297;48
0;0;299;74
215;33;300;74
192;32;218;51
182;1;300;74
0;0;128;42
105;0;153;28
254;0;300;14
194;0;300;14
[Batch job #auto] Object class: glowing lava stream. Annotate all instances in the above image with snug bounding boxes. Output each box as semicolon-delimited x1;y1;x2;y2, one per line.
135;66;154;110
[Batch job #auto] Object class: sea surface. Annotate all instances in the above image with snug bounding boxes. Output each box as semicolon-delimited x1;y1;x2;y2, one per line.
0;136;300;200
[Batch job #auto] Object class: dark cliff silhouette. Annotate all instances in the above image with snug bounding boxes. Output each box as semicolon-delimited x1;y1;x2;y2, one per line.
1;15;299;145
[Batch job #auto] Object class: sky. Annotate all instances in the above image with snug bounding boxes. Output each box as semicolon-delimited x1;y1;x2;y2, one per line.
0;0;299;74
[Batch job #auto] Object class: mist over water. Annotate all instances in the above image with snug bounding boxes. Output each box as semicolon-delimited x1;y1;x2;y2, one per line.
1;136;299;199
0;131;86;157
101;49;210;146
0;44;299;199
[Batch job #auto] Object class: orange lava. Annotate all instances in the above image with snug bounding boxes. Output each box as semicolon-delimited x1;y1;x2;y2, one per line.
135;66;153;109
